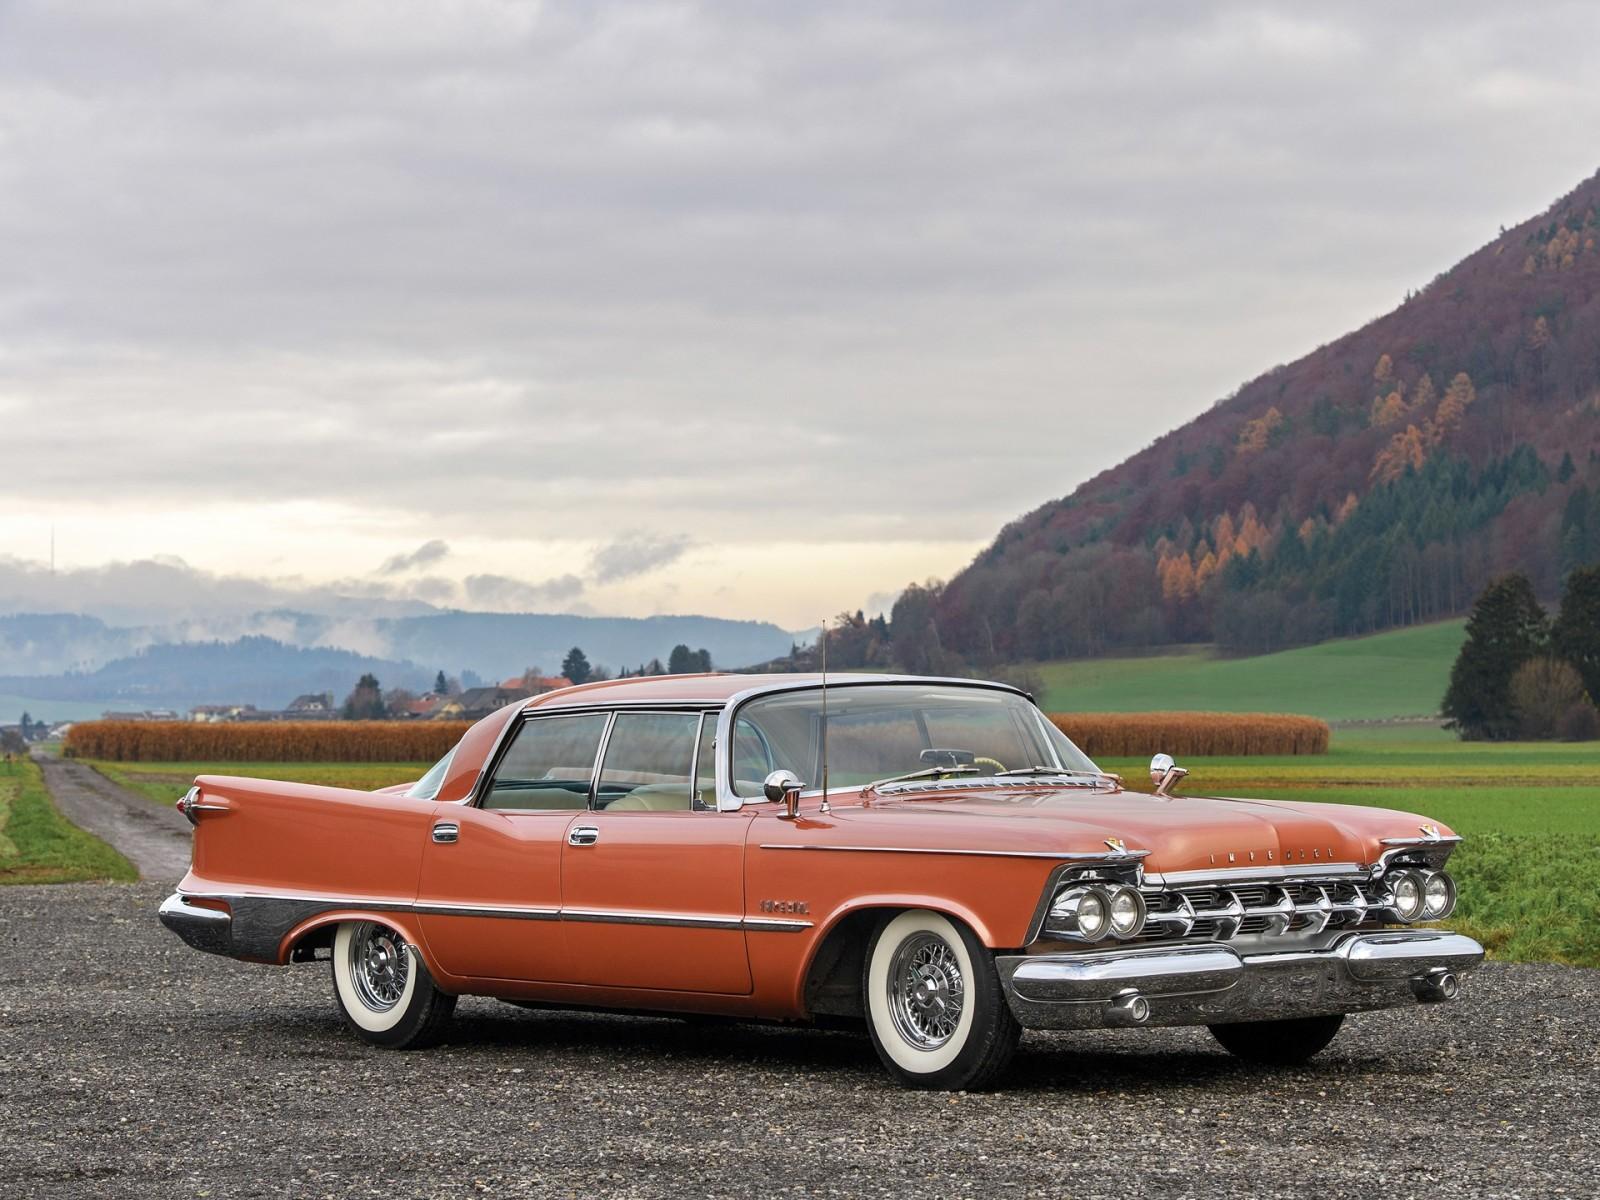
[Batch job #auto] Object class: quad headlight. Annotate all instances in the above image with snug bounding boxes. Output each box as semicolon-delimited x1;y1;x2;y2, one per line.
1386;868;1455;923
1422;870;1456;920
1045;883;1146;942
1389;870;1426;922
1108;885;1147;937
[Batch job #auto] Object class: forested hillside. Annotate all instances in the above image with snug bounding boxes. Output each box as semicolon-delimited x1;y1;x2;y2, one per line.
916;169;1600;664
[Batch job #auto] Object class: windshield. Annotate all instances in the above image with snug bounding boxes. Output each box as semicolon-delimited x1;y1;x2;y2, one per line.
405;745;457;800
730;683;1099;796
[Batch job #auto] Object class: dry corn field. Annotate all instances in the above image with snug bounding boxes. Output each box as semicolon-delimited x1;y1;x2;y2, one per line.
1047;712;1330;757
64;721;473;763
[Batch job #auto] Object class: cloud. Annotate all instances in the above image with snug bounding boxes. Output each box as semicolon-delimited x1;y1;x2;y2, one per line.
378;539;450;575
463;572;586;610
1;2;1598;623
588;532;692;585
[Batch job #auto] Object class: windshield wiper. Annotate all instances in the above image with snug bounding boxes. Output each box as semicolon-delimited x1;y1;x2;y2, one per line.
864;764;981;793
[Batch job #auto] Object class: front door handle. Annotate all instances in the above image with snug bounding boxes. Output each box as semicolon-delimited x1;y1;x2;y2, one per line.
568;825;600;847
432;821;459;844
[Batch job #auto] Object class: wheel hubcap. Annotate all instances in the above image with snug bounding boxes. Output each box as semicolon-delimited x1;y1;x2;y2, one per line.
348;921;409;1012
887;932;965;1050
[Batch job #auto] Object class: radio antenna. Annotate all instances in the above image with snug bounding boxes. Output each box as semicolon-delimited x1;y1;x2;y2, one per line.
819;617;830;814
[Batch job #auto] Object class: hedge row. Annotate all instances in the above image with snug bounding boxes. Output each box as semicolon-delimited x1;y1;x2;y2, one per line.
1047;712;1330;758
64;721;473;763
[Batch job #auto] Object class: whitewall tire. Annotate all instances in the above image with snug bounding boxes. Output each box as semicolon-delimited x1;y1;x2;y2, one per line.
331;920;456;1049
863;909;1020;1089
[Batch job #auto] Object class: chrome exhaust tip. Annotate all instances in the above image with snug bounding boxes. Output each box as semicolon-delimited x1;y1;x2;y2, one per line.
1105;990;1151;1027
1413;968;1460;1003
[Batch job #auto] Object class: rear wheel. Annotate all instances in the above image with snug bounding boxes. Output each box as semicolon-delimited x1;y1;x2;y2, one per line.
331;920;455;1049
863;909;1020;1090
1209;1014;1345;1064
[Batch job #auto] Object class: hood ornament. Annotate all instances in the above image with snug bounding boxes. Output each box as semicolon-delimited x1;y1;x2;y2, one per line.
1419;823;1442;842
1105;837;1127;853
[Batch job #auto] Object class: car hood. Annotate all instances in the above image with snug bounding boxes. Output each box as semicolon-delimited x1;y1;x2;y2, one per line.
819;784;1454;875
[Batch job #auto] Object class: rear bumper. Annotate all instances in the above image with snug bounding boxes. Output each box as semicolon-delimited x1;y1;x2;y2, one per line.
158;892;234;957
996;930;1485;1030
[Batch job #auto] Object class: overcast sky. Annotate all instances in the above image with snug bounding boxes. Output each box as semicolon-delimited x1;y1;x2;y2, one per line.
2;1;1598;630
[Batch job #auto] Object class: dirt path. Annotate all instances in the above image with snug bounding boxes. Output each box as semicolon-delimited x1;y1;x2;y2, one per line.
32;753;191;883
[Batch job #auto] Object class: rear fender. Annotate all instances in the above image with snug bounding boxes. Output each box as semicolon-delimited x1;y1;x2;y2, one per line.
280;909;439;977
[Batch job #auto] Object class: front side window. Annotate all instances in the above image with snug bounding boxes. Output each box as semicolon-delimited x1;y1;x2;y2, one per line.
595;711;701;811
731;684;1098;795
483;713;607;811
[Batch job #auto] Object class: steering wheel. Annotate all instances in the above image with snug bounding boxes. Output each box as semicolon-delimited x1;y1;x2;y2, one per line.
973;755;1007;774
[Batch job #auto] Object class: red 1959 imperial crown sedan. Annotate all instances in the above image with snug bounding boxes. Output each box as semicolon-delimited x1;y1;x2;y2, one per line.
160;673;1482;1090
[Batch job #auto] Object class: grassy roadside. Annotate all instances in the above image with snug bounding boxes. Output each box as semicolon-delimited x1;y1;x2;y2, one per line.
0;758;137;885
91;760;431;807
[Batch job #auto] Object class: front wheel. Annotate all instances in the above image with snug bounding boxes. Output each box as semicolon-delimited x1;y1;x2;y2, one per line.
332;920;456;1049
1209;1013;1345;1065
863;909;1021;1090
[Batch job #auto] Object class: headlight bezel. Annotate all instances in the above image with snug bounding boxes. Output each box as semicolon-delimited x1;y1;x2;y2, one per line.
1041;878;1147;943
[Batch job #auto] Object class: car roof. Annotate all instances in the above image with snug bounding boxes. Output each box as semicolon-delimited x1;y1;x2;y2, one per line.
521;672;997;711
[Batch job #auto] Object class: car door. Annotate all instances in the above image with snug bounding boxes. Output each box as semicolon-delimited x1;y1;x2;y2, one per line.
559;709;756;994
415;711;606;982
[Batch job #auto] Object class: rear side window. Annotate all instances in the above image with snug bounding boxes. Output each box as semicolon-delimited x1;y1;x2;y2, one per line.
594;711;699;811
484;714;607;811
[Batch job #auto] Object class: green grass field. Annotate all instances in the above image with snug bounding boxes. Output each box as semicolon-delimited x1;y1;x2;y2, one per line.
0;758;137;885
92;760;430;808
1037;620;1466;721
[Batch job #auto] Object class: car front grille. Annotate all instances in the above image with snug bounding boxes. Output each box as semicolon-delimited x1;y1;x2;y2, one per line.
1135;876;1389;943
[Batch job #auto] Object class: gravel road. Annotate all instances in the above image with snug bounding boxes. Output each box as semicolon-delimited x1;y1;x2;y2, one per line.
31;754;192;882
1;882;1595;1199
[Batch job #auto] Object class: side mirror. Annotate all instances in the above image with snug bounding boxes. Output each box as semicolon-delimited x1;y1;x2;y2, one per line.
763;769;805;819
1150;752;1189;797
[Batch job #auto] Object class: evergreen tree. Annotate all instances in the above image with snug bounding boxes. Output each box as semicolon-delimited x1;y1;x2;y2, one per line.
667;644;694;674
433;670;449;694
1442;574;1549;740
1552;564;1600;705
561;647;592;685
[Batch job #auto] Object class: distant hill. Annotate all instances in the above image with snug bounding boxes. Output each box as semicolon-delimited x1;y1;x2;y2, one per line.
0;636;433;710
0;609;801;712
929;168;1600;663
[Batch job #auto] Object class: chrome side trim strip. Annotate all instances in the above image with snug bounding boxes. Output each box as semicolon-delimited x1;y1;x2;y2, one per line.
561;908;744;931
741;916;814;933
177;889;808;934
180;888;412;911
759;843;1150;862
413;901;560;921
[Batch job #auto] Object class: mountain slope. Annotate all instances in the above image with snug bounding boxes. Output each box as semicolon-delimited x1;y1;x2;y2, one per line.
933;168;1600;661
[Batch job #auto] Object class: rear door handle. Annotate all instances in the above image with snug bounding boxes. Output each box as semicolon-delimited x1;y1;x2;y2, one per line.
432;822;459;844
568;825;600;847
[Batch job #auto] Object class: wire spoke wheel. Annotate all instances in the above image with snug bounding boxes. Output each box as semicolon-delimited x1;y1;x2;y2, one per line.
887;931;966;1050
347;921;410;1013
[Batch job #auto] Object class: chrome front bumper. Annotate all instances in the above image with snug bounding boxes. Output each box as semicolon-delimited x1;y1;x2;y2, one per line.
996;930;1485;1030
158;892;234;957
